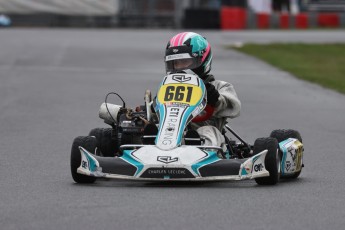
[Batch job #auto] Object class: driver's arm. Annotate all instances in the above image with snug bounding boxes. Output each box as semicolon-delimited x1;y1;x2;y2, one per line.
211;81;241;119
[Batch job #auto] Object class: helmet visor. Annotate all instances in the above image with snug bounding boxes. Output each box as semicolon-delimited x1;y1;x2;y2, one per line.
165;53;201;73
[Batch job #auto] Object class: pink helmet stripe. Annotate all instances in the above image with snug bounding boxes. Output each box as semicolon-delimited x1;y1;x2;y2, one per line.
173;33;183;46
169;36;176;47
170;34;177;46
170;34;179;47
202;44;211;62
177;32;188;46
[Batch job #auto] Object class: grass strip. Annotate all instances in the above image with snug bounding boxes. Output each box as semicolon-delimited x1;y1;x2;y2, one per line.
232;43;345;94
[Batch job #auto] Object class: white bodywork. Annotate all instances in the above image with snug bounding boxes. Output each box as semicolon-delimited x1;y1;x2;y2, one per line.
77;145;270;181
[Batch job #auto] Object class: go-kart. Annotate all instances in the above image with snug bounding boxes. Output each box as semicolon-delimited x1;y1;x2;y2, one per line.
70;73;304;185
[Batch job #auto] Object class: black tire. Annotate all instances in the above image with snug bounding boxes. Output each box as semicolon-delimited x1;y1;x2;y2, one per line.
70;136;97;183
270;129;302;143
89;128;118;157
270;129;303;179
254;137;280;185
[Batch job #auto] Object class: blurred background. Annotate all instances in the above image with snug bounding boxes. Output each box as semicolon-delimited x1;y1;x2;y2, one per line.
1;0;345;29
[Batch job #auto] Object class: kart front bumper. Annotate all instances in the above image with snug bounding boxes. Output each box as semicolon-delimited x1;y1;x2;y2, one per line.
77;145;270;182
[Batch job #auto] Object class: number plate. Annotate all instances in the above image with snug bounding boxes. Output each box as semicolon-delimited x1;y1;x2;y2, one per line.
157;83;203;106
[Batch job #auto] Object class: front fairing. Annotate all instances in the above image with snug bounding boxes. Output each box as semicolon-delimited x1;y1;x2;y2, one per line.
154;74;206;150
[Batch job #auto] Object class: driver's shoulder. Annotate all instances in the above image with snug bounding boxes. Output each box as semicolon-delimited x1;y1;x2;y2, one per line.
212;79;233;89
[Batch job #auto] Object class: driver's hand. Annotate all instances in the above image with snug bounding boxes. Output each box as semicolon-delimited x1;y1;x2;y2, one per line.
205;83;220;106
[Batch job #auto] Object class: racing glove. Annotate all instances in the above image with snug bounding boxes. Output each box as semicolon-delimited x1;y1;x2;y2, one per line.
205;83;220;107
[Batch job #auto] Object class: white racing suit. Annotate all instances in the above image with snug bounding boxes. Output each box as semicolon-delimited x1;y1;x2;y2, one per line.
190;78;241;146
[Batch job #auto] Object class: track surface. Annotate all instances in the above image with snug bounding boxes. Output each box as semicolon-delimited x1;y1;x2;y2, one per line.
1;29;345;230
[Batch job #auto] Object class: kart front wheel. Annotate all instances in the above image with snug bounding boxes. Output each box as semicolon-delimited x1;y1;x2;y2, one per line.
89;128;118;157
254;137;280;185
70;136;97;184
270;129;303;179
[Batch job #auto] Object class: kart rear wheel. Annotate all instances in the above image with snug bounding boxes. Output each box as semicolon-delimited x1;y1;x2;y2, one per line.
70;136;97;184
270;129;302;143
89;128;118;157
270;129;303;179
254;137;280;185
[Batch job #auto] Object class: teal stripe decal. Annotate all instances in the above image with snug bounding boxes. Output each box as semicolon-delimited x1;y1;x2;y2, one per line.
155;99;166;145
252;154;260;163
191;151;220;176
121;150;144;176
279;139;293;176
241;167;248;176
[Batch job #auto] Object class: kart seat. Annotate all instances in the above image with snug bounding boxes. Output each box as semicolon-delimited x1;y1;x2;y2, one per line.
142;123;158;145
184;130;203;146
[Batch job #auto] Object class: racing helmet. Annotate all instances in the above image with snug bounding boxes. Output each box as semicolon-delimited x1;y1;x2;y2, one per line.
165;32;212;79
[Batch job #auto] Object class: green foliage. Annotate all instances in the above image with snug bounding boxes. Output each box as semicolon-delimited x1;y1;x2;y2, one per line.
232;43;345;94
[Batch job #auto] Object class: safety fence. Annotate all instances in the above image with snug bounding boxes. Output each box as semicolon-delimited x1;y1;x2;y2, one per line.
0;0;181;28
0;0;117;27
0;0;117;15
117;0;180;27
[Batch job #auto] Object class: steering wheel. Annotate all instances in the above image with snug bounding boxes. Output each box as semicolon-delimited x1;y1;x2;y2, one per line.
144;90;153;122
192;105;215;123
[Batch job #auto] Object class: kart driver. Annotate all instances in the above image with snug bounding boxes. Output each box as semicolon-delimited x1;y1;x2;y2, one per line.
164;32;241;146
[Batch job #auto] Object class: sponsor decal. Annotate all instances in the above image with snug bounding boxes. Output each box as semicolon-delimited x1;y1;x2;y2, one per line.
147;168;186;175
160;110;179;146
241;160;253;174
294;142;304;172
192;107;201;117
285;161;291;171
288;146;297;162
169;107;180;117
157;156;179;164
172;75;192;83
166;53;191;61
254;163;264;172
168;102;188;108
82;160;88;169
282;140;304;174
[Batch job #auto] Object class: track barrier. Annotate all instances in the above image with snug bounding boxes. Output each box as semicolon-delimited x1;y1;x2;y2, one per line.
220;7;345;30
295;13;309;29
256;13;270;29
317;13;340;27
1;4;345;29
220;7;246;29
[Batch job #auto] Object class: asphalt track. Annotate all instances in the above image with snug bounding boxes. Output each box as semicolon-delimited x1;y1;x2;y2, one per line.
1;29;345;230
